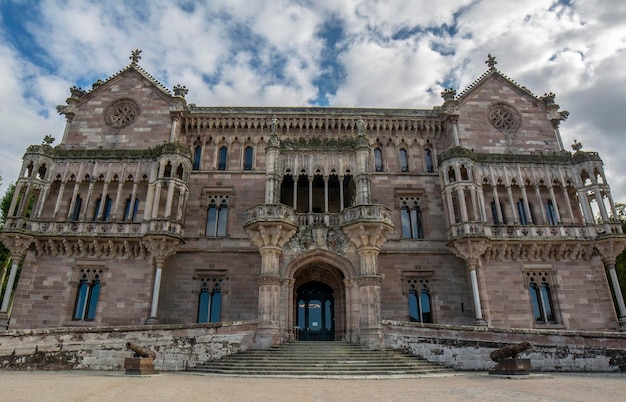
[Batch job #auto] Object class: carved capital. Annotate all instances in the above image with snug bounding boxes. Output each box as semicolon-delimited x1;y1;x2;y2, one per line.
449;238;490;262
246;223;297;249
0;234;33;261
342;222;393;250
143;235;181;262
595;238;626;266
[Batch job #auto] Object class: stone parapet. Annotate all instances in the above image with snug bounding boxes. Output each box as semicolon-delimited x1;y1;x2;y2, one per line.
383;321;626;372
0;321;257;371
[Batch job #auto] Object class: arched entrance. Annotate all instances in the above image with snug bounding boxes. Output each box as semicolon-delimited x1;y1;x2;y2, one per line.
296;281;334;341
288;251;352;342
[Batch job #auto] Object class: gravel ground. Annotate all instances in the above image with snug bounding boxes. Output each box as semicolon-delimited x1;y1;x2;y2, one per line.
0;371;624;401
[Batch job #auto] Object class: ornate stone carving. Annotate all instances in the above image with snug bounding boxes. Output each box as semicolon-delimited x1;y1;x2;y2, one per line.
173;84;188;98
483;241;595;262
441;88;456;101
486;54;497;70
438;146;602;165
449;238;490;263
595;238;626;265
0;234;33;259
246;223;297;249
130;49;142;65
285;225;349;256
488;103;521;133
105;98;140;128
32;238;147;259
143;236;181;261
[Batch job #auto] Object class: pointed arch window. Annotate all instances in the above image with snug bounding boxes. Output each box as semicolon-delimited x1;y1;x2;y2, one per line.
123;197;140;222
527;271;557;324
71;195;82;221
425;149;434;173
243;146;253;170
374;148;383;172
399;149;409;172
73;269;104;321
545;200;558;225
407;279;432;323
193;145;202;170
400;197;423;239
218;146;228;170
93;195;113;221
197;278;223;323
205;195;228;237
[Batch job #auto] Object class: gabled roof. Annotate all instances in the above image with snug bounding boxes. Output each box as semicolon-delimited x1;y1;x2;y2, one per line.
455;55;552;106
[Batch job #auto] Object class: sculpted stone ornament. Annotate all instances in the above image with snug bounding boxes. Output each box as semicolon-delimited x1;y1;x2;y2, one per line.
571;139;583;152
173;84;188;98
489;341;533;376
486;53;497;70
130;49;142;65
441;88;456;101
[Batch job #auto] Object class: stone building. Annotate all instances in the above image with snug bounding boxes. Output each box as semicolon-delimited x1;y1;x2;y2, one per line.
1;52;624;349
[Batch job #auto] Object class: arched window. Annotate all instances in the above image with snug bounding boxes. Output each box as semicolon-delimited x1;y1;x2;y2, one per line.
517;200;529;225
545;200;558;225
197;279;223;323
176;164;184;179
71;195;82;221
399;149;409;172
193;146;202;170
374;148;383;172
243;146;253;170
218;146;228;170
448;167;456;182
425;149;434;173
528;273;556;324
73;273;101;321
124;197;140;221
164;161;172;177
400;198;423;239
206;196;228;237
94;195;113;221
490;200;506;225
408;280;432;323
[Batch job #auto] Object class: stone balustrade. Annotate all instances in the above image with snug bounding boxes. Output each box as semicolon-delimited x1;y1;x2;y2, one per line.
341;204;394;227
448;221;623;240
3;217;184;237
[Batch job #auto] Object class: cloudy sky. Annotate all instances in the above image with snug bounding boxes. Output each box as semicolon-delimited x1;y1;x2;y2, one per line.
1;0;625;204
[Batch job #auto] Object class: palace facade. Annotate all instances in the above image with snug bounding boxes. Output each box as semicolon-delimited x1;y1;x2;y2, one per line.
1;53;625;348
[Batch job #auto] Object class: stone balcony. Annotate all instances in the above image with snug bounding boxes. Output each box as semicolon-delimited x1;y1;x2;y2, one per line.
448;221;623;241
3;217;184;238
246;204;394;229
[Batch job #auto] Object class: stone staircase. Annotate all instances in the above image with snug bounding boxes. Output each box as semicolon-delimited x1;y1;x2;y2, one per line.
188;341;453;378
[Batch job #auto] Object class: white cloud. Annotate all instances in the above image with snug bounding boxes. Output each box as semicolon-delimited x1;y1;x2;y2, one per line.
1;0;626;204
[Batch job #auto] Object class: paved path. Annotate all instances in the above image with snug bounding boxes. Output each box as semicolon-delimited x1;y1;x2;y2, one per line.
0;371;624;401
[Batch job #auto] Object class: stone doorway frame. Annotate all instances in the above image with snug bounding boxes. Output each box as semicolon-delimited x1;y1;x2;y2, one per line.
283;250;357;342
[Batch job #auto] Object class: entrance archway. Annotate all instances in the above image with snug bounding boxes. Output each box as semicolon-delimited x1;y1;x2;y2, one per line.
296;281;334;341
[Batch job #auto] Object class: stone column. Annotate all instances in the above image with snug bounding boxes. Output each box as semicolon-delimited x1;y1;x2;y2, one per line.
339;177;345;211
492;186;504;224
0;234;33;327
53;182;66;218
143;236;181;324
449;239;489;326
245;218;297;348
342;207;394;349
595;239;626;329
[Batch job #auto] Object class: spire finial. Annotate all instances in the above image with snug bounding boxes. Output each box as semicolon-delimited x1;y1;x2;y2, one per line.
130;49;142;65
486;54;497;70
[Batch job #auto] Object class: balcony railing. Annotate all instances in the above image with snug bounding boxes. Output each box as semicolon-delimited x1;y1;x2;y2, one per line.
448;221;623;240
3;217;184;237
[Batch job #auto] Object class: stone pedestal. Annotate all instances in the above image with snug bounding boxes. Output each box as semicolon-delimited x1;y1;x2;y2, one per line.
489;358;531;375
124;357;159;375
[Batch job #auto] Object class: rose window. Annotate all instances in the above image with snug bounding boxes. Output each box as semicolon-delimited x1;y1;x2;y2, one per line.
105;99;139;128
488;104;521;132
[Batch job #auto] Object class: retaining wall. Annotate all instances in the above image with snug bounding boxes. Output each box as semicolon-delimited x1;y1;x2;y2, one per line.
0;321;256;371
383;320;626;372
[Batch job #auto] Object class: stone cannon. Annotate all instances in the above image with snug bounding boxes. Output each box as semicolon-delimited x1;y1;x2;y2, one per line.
489;341;533;375
490;341;532;362
126;342;156;360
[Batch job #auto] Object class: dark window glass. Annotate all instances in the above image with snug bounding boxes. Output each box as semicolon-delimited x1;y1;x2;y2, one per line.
85;279;100;321
546;200;558;225
517;200;528;225
197;286;210;323
218;147;228;170
210;285;222;323
399;149;409;172
374;148;383;172
244;146;253;170
73;278;89;320
529;282;543;321
93;198;101;221
425;149;434;173
193;146;202;170
71;196;82;221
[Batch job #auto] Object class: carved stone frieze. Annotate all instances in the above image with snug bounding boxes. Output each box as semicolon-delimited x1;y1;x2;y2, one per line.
343;222;393;250
284;224;350;257
0;234;33;259
246;223;297;250
33;238;147;259
449;238;490;263
482;241;595;262
143;236;182;262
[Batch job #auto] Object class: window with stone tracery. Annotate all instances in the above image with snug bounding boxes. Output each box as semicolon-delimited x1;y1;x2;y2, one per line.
195;271;226;323
400;196;423;239
205;195;228;237
72;267;107;321
525;270;557;324
403;273;434;323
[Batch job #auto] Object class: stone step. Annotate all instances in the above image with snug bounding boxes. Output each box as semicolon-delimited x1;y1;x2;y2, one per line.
188;341;452;378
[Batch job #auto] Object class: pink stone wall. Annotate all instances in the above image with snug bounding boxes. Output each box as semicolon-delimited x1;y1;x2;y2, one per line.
456;75;561;154
64;71;171;149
